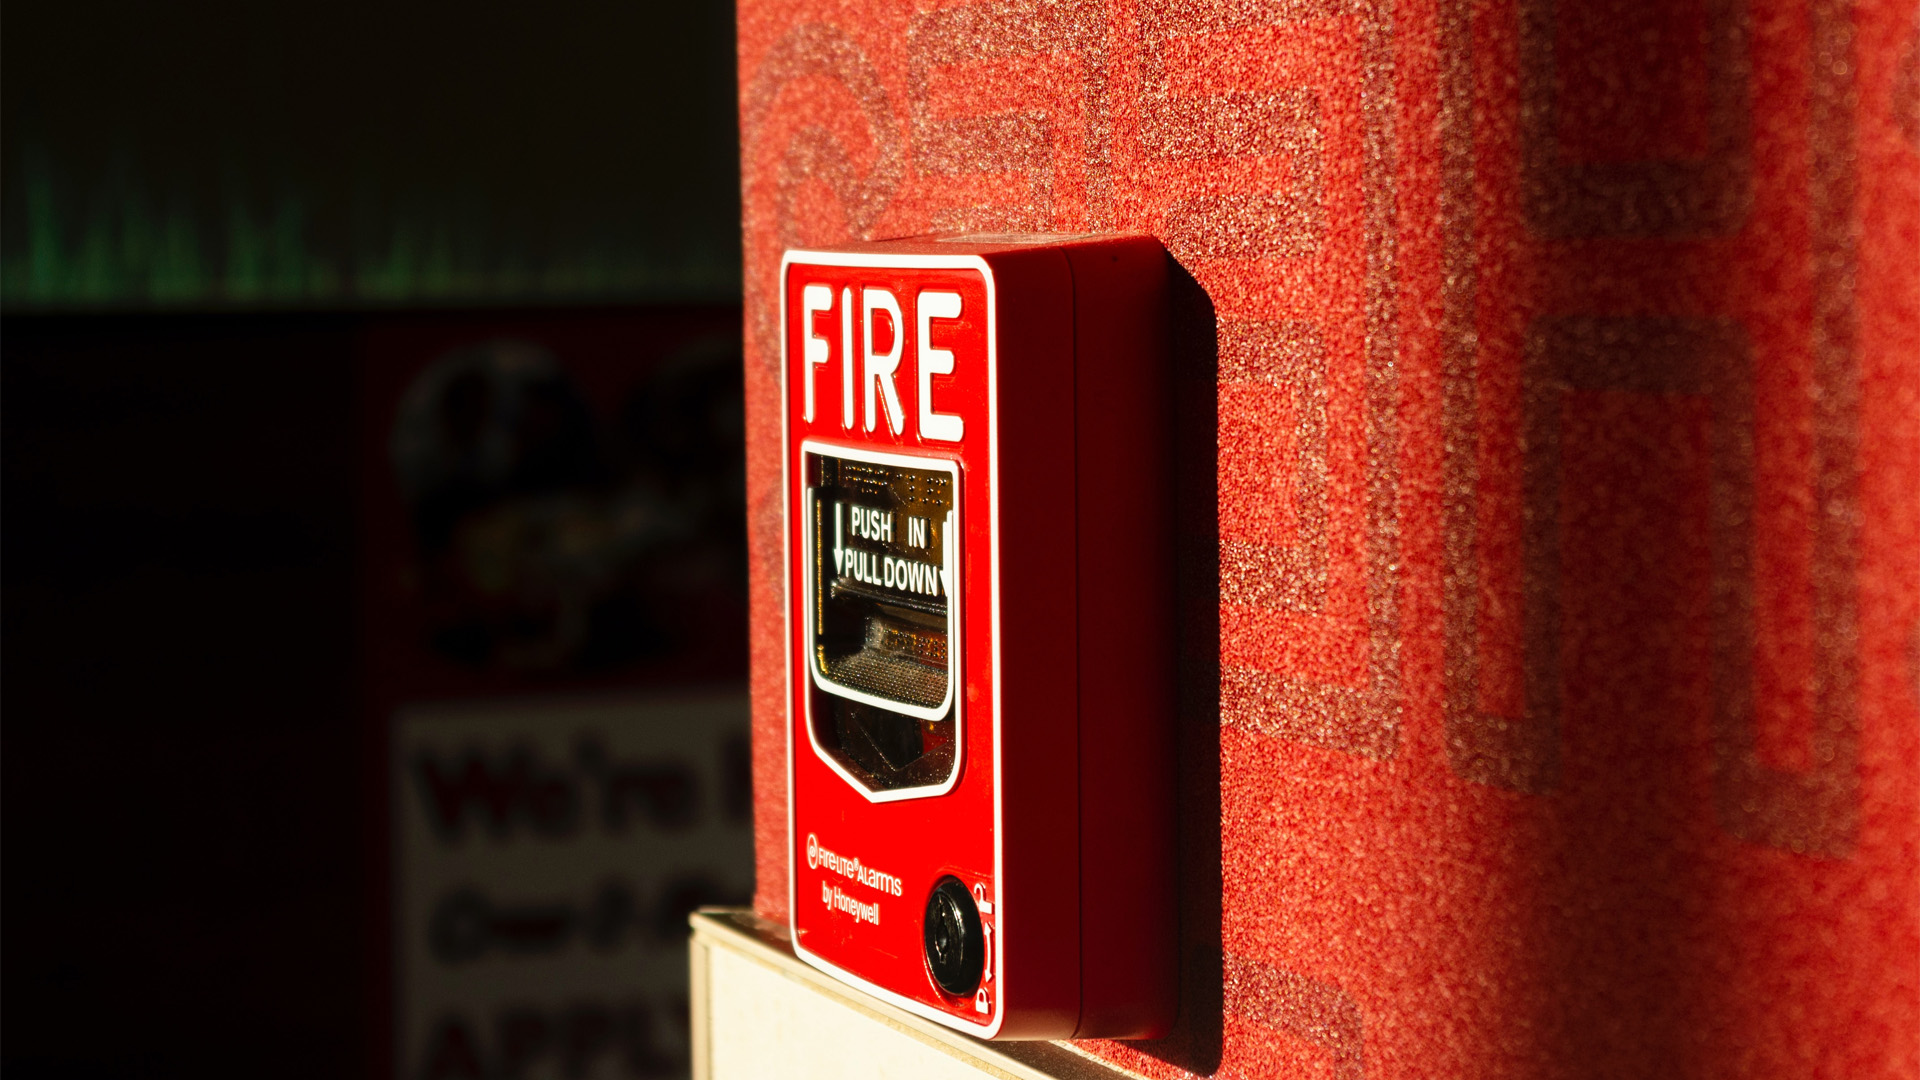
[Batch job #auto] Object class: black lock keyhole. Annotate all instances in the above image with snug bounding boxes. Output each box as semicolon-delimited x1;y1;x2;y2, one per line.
922;876;984;997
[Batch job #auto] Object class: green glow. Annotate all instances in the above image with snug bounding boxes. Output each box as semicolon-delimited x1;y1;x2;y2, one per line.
2;152;739;309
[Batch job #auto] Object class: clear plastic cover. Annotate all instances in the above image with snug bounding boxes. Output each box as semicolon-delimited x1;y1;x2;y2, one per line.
805;449;958;792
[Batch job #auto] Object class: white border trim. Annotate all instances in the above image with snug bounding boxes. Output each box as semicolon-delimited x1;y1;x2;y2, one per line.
799;438;963;802
779;248;1006;1038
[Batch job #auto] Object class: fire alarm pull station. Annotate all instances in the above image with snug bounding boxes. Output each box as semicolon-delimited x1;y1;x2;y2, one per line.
782;235;1175;1039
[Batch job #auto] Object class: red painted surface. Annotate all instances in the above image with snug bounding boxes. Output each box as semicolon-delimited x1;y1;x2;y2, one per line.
782;238;1176;1038
738;0;1920;1075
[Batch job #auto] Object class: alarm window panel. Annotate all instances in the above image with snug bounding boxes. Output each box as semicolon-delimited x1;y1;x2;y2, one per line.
802;443;960;796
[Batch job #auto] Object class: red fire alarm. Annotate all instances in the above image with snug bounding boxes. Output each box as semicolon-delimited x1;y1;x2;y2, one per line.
781;235;1175;1039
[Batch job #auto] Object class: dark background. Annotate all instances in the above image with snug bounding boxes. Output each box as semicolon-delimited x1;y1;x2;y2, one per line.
5;314;363;1076
2;0;741;308
3;2;745;1075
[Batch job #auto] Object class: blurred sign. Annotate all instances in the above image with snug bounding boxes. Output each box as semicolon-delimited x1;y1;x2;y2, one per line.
394;692;752;1080
377;331;747;680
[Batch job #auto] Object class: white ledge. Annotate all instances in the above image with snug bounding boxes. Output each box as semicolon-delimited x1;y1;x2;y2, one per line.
689;908;1147;1080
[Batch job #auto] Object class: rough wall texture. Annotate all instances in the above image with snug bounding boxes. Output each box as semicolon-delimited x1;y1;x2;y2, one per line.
737;0;1920;1075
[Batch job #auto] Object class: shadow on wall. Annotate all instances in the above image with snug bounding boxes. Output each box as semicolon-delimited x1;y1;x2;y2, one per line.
1121;263;1225;1075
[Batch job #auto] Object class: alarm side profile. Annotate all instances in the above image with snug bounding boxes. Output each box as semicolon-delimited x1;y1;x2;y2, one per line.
781;235;1175;1041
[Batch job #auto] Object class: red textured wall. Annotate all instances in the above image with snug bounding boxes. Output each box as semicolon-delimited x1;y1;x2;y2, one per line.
736;0;1920;1075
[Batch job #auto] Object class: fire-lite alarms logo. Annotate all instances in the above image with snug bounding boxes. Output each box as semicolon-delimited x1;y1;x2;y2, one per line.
805;833;904;896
